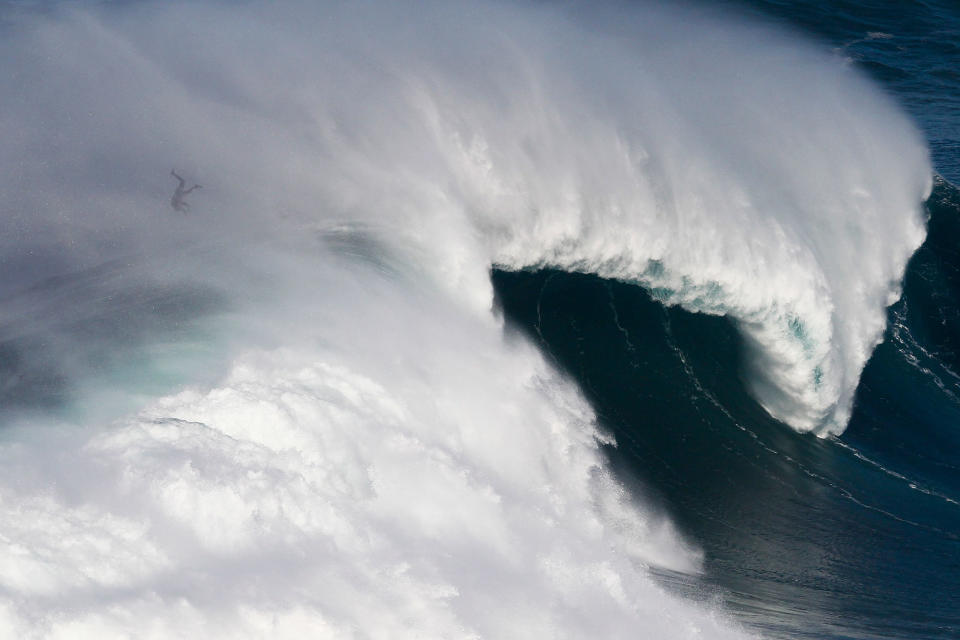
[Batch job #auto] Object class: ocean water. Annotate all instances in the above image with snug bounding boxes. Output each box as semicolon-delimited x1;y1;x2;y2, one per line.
495;1;960;638
0;1;956;638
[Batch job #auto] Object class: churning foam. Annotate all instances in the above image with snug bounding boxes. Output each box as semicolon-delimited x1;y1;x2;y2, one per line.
0;259;744;637
0;242;749;637
0;0;930;636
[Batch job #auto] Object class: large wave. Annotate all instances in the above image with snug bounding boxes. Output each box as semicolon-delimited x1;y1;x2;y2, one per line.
0;0;931;636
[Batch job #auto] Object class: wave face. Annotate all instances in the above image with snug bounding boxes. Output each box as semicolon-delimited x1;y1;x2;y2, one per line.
492;177;960;640
0;0;938;637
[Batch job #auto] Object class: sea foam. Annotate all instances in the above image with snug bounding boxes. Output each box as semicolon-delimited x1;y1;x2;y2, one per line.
0;243;748;638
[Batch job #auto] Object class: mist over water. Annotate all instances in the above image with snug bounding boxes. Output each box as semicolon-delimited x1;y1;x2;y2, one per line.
0;0;934;637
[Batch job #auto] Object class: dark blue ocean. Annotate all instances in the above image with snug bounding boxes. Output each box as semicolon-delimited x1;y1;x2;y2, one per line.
495;2;960;638
0;0;957;637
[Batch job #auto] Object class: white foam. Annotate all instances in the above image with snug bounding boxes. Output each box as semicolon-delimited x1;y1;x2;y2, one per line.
0;254;747;638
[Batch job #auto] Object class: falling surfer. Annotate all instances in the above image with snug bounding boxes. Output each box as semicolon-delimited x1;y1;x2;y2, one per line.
170;170;202;212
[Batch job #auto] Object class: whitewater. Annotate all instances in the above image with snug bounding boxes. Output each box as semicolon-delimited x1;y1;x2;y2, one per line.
0;0;932;637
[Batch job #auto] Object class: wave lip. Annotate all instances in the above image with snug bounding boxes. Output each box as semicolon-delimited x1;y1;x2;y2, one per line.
444;3;934;434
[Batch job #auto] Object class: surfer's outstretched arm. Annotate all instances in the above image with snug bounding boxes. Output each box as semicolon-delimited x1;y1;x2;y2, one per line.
171;169;185;188
183;184;203;195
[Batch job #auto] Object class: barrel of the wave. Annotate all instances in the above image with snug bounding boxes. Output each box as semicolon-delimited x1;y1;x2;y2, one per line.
477;17;931;435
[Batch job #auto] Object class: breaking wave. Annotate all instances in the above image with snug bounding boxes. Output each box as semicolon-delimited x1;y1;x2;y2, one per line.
0;0;931;636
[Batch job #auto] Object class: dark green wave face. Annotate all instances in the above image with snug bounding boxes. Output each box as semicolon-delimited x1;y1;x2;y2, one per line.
491;179;960;640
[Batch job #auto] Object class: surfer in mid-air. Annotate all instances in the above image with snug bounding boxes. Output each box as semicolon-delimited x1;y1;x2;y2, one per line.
170;170;202;212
